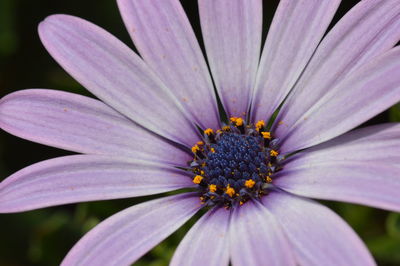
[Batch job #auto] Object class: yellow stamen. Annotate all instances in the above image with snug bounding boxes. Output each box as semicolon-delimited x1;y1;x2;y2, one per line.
211;148;216;153
193;175;203;184
222;126;231;131
255;120;265;131
197;141;204;146
204;128;214;135
266;176;272;183
235;118;244;126
209;184;217;193
225;185;235;197
200;170;205;175
191;145;200;153
230;117;244;126
239;201;244;206
270;150;279;157
245;179;256;188
200;196;205;204
261;131;271;139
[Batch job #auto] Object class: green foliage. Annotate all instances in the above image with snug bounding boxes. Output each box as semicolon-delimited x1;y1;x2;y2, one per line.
389;104;400;122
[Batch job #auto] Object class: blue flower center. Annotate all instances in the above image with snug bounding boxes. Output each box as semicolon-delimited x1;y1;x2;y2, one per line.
189;118;283;209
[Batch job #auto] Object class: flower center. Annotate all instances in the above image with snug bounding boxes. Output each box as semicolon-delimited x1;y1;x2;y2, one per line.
189;118;284;209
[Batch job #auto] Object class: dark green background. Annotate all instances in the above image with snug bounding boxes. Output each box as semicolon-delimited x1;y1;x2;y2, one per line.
1;0;399;265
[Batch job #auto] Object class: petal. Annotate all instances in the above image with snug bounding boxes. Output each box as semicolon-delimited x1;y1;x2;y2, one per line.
38;14;199;147
263;192;376;266
198;0;262;117
170;207;230;266
251;0;341;122
117;0;220;129
278;47;400;153
0;89;190;165
275;0;400;142
0;155;195;213
275;123;400;212
62;193;201;266
229;201;295;266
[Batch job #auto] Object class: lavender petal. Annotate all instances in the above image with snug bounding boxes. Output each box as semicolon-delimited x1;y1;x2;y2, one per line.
230;200;295;266
275;0;400;147
263;192;376;266
199;0;262;117
275;123;400;212
170;207;230;266
117;0;220;130
39;15;199;147
278;47;400;153
0;155;195;213
251;0;340;122
0;89;190;165
62;193;201;266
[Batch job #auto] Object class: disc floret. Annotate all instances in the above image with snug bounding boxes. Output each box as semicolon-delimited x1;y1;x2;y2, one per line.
189;117;284;209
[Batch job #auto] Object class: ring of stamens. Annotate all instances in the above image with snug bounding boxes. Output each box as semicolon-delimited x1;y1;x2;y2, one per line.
189;117;284;209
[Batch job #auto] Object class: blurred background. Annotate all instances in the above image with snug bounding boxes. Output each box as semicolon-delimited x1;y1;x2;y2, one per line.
0;0;399;265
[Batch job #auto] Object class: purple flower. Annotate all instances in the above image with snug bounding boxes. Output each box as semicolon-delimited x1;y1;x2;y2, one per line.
1;0;400;265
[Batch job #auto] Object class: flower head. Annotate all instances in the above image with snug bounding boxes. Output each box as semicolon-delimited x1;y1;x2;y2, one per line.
1;0;400;265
